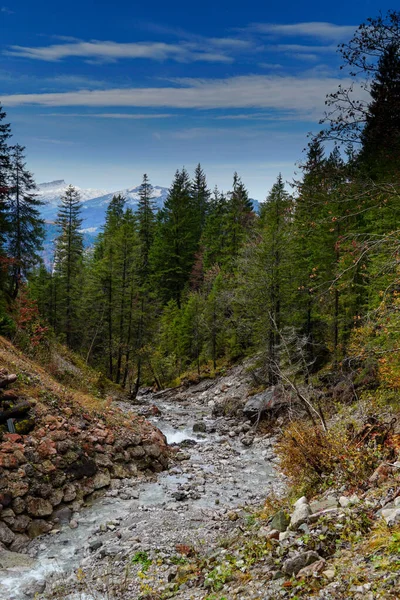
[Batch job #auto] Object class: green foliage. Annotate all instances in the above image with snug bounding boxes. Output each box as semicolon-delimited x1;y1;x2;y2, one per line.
132;551;152;572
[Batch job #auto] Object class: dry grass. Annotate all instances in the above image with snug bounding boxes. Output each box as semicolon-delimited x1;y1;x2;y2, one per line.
0;336;145;433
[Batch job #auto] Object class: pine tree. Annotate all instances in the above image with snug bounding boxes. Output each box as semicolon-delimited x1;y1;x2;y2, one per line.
133;174;157;394
241;175;293;383
54;185;84;347
202;187;229;270
6;144;44;298
191;163;210;240
291;140;333;373
0;104;11;302
360;43;400;176
150;168;197;307
137;174;156;278
225;172;254;264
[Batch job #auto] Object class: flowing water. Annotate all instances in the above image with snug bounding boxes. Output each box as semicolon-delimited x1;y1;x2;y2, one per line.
0;394;279;599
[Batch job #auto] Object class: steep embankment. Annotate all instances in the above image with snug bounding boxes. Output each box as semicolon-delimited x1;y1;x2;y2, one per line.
0;336;168;553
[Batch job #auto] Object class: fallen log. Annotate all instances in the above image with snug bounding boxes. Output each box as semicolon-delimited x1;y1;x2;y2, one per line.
0;401;33;424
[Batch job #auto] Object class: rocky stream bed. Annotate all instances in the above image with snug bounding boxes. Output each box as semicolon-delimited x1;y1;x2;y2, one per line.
0;367;284;599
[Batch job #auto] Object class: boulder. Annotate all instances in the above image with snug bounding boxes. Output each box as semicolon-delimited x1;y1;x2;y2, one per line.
27;519;53;538
193;421;207;433
296;559;327;579
26;496;53;517
0;521;15;545
282;551;322;576
0;549;35;569
290;500;312;530
243;390;275;421
143;443;162;459
381;508;400;526
62;484;76;503
270;510;290;532
11;514;31;533
52;506;72;524
9;533;30;553
93;470;111;490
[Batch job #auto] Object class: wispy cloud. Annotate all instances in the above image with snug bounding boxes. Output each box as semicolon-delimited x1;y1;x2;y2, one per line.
247;22;355;41
44;112;174;119
1;6;13;14
214;110;318;122
6;40;233;64
1;74;364;114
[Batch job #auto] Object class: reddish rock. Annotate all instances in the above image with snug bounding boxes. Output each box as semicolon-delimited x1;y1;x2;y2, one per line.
37;439;57;458
6;480;29;498
0;454;18;469
26;496;53;517
51;431;67;442
3;433;22;444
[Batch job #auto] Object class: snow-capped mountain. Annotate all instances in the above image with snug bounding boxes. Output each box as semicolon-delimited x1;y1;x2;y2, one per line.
37;180;168;232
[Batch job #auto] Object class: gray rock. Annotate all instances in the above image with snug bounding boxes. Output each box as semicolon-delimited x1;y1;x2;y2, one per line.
382;508;400;526
310;496;339;512
21;578;46;597
243;390;274;421
193;421;207;433
0;521;15;545
93;471;111;490
89;539;103;552
282;550;322;576
0;549;35;569
308;508;344;524
290;502;312;530
270;510;290;532
52;506;72;524
9;533;30;553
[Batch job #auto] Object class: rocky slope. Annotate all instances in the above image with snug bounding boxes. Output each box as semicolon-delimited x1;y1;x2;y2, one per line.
0;337;169;558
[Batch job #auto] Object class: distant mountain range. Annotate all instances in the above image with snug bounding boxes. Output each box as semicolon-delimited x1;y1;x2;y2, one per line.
38;180;169;232
37;179;259;265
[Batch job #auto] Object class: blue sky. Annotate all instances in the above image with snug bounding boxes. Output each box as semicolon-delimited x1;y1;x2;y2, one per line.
0;0;393;198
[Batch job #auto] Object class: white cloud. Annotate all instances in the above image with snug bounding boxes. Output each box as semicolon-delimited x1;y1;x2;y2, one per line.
1;75;362;115
248;22;355;41
44;112;174;119
1;6;13;14
6;40;233;64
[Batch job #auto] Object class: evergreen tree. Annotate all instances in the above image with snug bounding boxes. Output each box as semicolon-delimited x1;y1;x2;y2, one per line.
360;43;400;176
240;175;293;383
6;144;44;298
291;140;333;373
191;163;211;240
134;174;157;395
151;168;197;307
225;172;254;265
202;187;229;270
0;104;11;304
137;174;156;278
53;185;84;347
